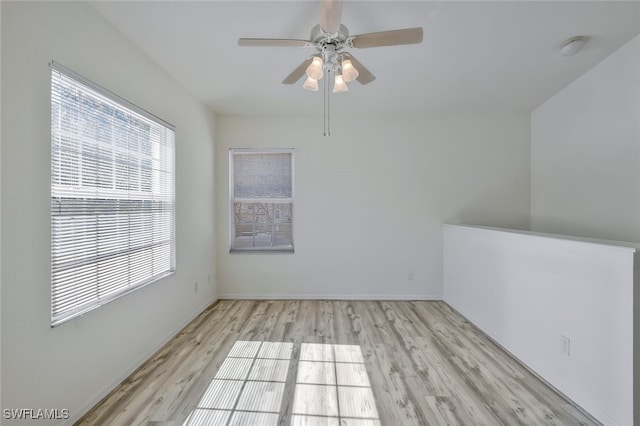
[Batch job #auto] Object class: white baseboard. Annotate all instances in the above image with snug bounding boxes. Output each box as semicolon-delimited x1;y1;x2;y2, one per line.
218;293;442;301
66;296;218;425
66;294;439;424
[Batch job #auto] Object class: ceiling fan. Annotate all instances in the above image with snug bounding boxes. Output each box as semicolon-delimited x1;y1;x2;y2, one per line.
238;0;423;93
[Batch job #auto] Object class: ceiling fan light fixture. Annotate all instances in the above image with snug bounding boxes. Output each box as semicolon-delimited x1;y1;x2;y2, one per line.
306;56;324;80
333;73;348;93
238;0;424;135
341;59;359;83
303;76;319;91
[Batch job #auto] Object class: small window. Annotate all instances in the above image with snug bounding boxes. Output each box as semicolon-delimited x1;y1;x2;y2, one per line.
230;149;294;253
50;62;176;326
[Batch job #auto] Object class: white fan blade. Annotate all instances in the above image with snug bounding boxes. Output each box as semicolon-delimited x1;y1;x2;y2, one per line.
351;27;423;49
238;38;311;48
320;0;342;35
282;57;315;84
343;53;375;85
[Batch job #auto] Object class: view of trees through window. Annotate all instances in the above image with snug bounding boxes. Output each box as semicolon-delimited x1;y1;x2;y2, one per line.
231;151;294;252
233;202;293;249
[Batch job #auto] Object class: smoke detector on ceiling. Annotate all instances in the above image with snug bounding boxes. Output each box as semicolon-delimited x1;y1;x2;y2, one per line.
559;36;588;57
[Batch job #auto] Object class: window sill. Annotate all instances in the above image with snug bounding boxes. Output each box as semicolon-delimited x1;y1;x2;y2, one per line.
229;248;294;255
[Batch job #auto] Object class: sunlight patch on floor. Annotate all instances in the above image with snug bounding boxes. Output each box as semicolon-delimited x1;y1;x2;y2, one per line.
183;341;380;425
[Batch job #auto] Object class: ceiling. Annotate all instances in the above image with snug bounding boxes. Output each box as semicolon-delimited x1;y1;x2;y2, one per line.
91;1;640;116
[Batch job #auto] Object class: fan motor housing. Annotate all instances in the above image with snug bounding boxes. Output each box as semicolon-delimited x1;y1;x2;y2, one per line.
310;24;350;50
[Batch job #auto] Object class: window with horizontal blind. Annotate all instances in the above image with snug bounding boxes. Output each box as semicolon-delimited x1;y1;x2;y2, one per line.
230;149;294;253
50;62;176;326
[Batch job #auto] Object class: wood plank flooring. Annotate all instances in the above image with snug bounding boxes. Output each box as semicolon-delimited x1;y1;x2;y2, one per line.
76;300;599;425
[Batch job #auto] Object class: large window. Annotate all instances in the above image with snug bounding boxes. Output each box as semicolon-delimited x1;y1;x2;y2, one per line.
230;149;294;252
50;62;175;326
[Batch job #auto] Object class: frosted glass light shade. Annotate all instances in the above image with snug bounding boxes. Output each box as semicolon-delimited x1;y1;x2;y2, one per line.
341;59;359;83
305;56;324;80
333;74;348;93
303;76;318;91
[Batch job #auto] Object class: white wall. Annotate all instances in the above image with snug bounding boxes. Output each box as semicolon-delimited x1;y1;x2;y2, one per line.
216;113;530;299
443;224;636;426
530;38;640;423
1;2;216;423
0;0;3;413
531;34;640;242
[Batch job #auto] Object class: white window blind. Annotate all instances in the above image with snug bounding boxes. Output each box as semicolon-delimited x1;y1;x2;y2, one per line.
230;149;294;252
50;62;176;326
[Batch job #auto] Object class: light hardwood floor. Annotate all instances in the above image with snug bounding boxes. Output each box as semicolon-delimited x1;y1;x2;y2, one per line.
77;300;599;425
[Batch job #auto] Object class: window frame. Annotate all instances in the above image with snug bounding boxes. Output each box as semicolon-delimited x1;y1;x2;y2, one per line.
229;148;295;254
50;61;176;327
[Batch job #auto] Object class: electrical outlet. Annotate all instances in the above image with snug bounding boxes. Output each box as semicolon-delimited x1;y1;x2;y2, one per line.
561;335;570;356
194;282;199;293
408;272;414;281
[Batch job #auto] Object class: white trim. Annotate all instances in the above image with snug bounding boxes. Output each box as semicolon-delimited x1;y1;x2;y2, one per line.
50;63;176;326
65;296;217;425
442;224;639;252
444;301;601;425
50;61;174;130
234;198;294;203
217;293;442;301
230;148;297;154
229;149;295;253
